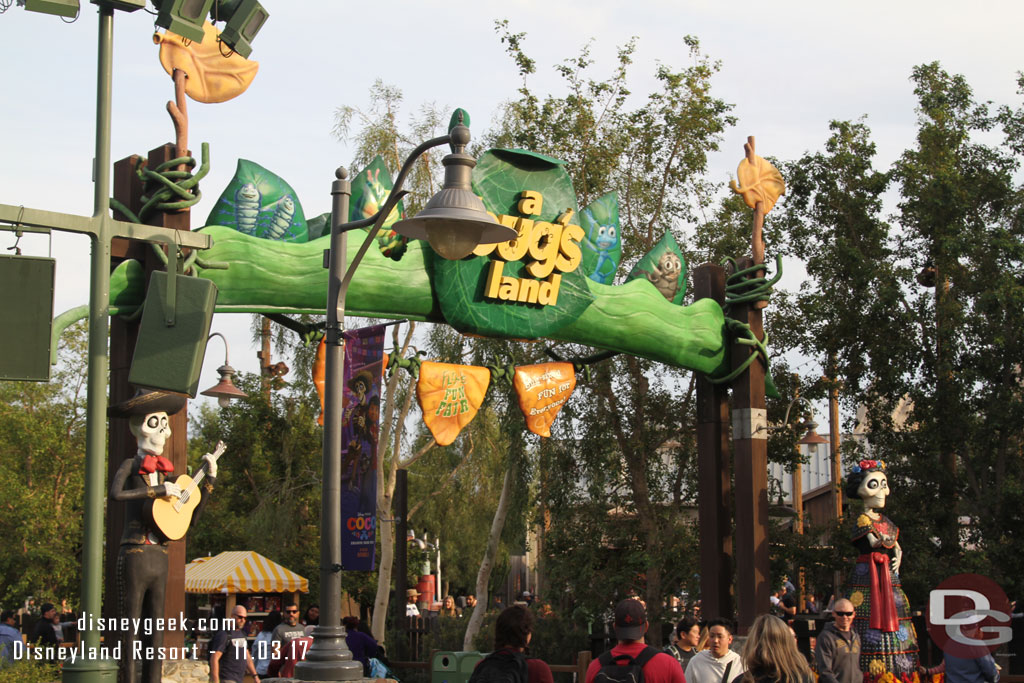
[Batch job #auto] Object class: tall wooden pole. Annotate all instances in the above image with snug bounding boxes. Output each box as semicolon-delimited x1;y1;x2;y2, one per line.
106;143;192;654
694;263;733;619
732;136;770;633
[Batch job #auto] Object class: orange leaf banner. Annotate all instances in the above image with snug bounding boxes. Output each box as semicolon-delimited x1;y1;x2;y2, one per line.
513;362;576;437
417;362;491;446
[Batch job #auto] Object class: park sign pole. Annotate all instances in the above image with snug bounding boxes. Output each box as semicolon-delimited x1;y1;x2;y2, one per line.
0;7;209;681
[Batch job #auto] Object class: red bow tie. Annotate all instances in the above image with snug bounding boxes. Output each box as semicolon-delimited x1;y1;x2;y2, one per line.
139;454;174;476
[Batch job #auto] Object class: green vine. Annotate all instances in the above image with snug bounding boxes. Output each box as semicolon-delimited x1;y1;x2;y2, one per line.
705;254;783;392
109;142;210;223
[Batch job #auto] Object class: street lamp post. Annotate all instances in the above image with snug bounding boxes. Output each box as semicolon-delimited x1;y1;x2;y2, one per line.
295;115;515;681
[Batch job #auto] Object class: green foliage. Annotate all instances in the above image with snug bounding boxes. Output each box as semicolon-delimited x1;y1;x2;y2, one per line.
0;321;88;607
776;62;1024;603
0;659;61;683
332;79;447;217
188;371;325;600
486;22;737;643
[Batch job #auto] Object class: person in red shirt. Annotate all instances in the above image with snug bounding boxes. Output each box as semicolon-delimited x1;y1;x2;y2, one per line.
586;599;686;683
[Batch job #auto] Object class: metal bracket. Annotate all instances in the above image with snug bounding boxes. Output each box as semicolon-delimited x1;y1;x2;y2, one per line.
732;408;768;440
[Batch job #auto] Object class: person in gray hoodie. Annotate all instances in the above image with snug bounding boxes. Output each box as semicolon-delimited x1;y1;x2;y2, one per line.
686;618;745;683
815;599;862;683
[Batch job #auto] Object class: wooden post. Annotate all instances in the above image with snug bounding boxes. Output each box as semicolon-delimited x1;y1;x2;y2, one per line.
694;263;733;619
105;143;192;653
730;254;770;633
731;136;772;633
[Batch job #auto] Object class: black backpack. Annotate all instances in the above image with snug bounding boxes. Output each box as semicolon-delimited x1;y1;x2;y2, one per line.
468;649;529;683
593;646;659;683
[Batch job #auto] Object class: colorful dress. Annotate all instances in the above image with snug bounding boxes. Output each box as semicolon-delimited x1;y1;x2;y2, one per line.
841;513;919;676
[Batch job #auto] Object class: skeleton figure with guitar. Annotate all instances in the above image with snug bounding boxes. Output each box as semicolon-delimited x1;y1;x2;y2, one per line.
109;389;226;683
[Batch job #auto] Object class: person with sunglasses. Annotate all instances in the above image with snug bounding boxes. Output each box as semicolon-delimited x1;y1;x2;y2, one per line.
270;603;307;666
815;599;862;683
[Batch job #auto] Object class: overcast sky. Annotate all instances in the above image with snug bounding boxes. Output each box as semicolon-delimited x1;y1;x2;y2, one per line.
2;0;1021;415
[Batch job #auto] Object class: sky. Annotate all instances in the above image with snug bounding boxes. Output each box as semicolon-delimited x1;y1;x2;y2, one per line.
1;0;1022;419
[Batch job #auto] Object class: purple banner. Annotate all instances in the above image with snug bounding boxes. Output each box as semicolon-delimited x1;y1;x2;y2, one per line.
340;324;386;571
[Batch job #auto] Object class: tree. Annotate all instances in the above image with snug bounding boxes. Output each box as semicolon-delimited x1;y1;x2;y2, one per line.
487;22;737;641
0;322;88;606
882;63;1024;598
774;64;1024;602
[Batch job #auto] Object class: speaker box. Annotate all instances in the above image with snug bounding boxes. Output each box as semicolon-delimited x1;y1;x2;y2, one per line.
129;270;217;397
0;255;55;381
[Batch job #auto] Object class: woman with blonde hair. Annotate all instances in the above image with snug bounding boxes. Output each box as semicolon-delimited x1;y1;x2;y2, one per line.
741;615;813;683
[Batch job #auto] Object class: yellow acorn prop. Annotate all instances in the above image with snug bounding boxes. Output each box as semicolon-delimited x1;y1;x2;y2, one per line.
417;362;491;446
513;363;576;437
155;21;259;103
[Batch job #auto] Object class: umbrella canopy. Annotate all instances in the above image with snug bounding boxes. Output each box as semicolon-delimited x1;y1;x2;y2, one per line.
184;550;308;594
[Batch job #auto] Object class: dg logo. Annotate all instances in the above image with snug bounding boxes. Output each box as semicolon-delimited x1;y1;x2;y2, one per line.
927;573;1011;657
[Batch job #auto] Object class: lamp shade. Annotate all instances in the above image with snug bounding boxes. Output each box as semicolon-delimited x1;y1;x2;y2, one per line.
200;363;247;407
797;427;828;446
392;126;516;260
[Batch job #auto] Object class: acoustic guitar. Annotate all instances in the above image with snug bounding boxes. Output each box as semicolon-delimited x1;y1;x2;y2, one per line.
147;441;226;541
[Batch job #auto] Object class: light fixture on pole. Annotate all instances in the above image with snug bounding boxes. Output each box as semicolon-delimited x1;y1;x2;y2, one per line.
391;116;516;260
296;112;514;683
200;332;247;407
798;423;829;457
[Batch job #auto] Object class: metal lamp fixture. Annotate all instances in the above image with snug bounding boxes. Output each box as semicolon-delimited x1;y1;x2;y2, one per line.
797;422;829;462
391;119;516;260
297;111;511;683
199;332;247;407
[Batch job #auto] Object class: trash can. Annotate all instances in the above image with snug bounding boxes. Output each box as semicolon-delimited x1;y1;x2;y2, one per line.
432;651;486;683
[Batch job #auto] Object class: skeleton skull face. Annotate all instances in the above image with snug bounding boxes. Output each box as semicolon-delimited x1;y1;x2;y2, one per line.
130;411;171;455
857;470;889;509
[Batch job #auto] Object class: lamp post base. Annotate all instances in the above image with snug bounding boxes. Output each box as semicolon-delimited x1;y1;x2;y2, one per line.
61;656;119;683
292;626;364;681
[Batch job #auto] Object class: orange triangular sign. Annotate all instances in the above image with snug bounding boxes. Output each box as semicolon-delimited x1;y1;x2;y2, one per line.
513;362;576;437
417;362;491;446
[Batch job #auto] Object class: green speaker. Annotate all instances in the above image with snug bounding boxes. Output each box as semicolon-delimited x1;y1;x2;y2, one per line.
0;255;55;381
23;0;79;18
128;270;218;397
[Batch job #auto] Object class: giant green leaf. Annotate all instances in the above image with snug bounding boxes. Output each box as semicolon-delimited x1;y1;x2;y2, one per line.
205;159;308;242
349;156;408;260
579;191;621;285
433;149;594;339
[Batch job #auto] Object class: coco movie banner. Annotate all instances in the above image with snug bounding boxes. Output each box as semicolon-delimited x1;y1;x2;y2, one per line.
340;324;386;571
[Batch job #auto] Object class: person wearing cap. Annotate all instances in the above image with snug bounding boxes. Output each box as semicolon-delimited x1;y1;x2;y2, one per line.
685;618;745;683
406;589;421;617
108;389;222;683
585;599;685;683
29;602;64;661
30;603;62;647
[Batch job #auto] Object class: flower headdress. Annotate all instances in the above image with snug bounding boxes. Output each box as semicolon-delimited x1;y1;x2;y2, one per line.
852;459;886;474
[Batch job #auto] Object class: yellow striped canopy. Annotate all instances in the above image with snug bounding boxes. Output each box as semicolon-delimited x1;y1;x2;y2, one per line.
184;551;308;594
